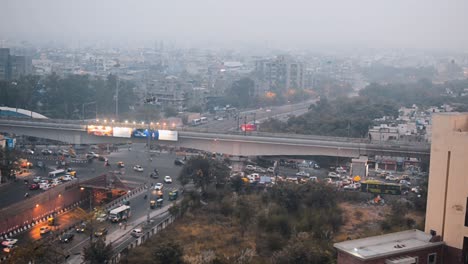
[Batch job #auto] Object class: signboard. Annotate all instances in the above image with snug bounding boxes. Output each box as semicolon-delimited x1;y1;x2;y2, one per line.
87;125;113;136
132;129;150;138
6;137;15;150
113;127;132;138
158;130;178;141
240;124;257;132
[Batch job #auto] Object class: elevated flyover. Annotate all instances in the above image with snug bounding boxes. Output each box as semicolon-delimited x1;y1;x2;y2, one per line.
0;118;430;158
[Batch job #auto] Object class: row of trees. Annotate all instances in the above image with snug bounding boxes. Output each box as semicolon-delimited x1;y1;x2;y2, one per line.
0;73;136;119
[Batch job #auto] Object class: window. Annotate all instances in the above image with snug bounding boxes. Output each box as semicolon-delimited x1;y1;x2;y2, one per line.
427;253;436;264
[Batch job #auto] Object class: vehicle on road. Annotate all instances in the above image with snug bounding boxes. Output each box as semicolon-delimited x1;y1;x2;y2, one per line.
41;149;53;155
411;186;421;193
313;163;320;169
33;176;42;183
95;213;107;222
323;178;333;184
174;159;185;166
255;167;266;173
29;183;40;190
117;161;125;168
3;244;16;253
48;169;66;178
40;226;50;235
267;167;275;173
94;227;108;237
109;205;131;223
154;183;163;190
169;190;179;201
164;176;173;183
399;180;411;185
75;223;86;233
131;228;143;238
245;165;256;171
150;172;159;178
296;171;310;177
133;165;144;172
61;175;74;181
336;167;347;174
25;149;34;155
344;184;360;191
86;152;99;159
1;239;18;247
328;172;340;178
59;233;74;243
385;175;398;181
309;176;318;182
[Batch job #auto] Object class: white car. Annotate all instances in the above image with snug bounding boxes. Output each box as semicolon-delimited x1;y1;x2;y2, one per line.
131;228;143;238
328;172;340;178
95;213;107;222
245;165;256;171
41;149;52;155
33;176;42;183
86;152;99;158
1;238;18;247
296;171;310;177
133;165;144;172
154;183;163;190
164;176;173;183
400;180;411;185
255;167;266;173
344;184;360;191
386;175;398;181
61;175;74;181
267;167;275;173
25;149;35;155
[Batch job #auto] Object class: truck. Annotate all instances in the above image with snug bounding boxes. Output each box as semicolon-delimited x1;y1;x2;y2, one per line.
108;205;131;223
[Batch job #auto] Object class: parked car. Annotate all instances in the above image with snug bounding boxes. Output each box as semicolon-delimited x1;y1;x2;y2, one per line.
131;228;143;238
296;171;310;177
40;226;51;235
94;227;108;237
174;159;185;166
245;165;256;171
164;176;173;183
154;183;163;191
59;233;74;243
133;165;144;172
1;239;18;247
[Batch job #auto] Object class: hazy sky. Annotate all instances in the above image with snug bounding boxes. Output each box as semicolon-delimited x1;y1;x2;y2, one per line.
1;0;468;51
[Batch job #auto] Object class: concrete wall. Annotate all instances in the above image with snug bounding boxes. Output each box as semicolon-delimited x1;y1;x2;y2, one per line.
425;113;468;251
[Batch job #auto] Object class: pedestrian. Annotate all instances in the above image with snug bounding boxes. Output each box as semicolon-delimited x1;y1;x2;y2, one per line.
119;222;122;229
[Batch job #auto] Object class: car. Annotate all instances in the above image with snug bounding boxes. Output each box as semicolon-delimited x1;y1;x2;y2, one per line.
33;176;42;183
296;171;310;177
267;167;275;173
58;149;70;157
411;186;421;193
313;163;320;169
255;167;266;173
75;223;86;233
61;175;74;181
309;176;318;182
86;152;99;159
29;183;40;190
3;244;16;253
154;183;163;190
1;238;18;247
399;180;411;185
131;228;143;238
265;109;271;112
323;178;333;184
174;159;185;166
344;183;360;191
41;149;52;155
40;226;51;235
328;172;340;178
25;149;35;155
245;165;256;171
385;175;398;181
40;183;52;190
133;165;144;172
164;176;173;183
95;213;107;222
336;167;347;174
59;233;74;243
150;172;159;179
94;227;108;237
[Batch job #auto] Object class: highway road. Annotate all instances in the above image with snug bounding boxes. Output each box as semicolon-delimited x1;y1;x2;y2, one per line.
1;143;183;260
197;99;316;132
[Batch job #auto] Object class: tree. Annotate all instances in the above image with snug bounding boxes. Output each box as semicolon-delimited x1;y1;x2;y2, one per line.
164;106;178;118
226;78;255;108
178;157;230;195
152;241;184;264
83;238;113;264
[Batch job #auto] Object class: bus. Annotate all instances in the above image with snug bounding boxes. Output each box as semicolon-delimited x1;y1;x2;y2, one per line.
191;119;201;126
48;169;66;178
200;117;208;123
360;180;402;195
109;205;131;223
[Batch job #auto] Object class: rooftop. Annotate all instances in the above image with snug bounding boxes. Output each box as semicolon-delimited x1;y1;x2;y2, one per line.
334;229;444;260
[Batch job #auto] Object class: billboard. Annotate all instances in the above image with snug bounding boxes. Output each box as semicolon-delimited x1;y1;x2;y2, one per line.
87;125;113;136
132;128;150;138
158;130;178;141
113;127;132;138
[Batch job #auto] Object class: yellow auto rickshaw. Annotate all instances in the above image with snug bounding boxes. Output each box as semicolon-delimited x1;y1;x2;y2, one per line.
48;217;55;226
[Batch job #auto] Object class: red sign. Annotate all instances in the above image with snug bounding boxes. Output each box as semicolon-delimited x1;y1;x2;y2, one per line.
240;124;257;132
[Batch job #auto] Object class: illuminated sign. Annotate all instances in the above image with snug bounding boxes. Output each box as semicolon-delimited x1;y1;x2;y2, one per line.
158;130;178;141
132;128;150;138
113;127;132;138
87;125;113;136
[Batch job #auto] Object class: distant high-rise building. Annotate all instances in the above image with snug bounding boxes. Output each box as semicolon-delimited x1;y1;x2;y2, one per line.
0;48;10;80
0;48;32;80
255;55;304;92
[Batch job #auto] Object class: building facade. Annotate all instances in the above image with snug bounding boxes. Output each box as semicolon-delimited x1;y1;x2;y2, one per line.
255;55;304;92
0;48;32;80
425;112;468;263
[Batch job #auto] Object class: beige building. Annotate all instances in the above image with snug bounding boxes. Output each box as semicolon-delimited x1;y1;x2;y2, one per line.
425;112;468;263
